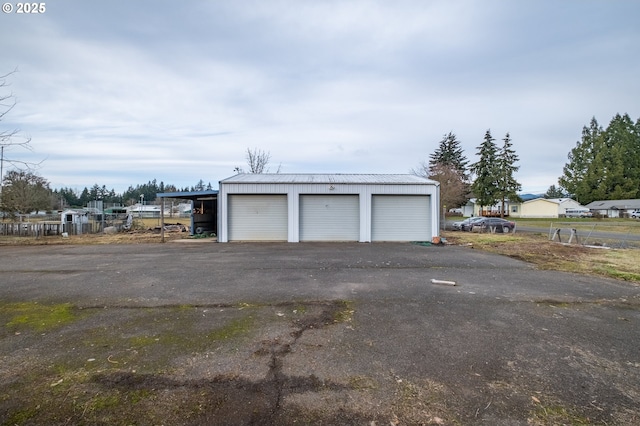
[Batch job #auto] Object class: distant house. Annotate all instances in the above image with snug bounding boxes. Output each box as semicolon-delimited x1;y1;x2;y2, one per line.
519;193;544;202
462;198;511;217
546;198;588;216
585;199;640;218
126;203;163;218
463;196;587;219
509;198;559;218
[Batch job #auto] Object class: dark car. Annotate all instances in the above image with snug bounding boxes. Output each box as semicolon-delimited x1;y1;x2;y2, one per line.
453;216;484;231
470;217;516;233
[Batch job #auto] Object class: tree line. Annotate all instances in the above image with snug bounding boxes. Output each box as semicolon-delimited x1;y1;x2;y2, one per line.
413;129;521;216
0;175;216;217
559;113;640;204
416;112;640;213
53;179;215;209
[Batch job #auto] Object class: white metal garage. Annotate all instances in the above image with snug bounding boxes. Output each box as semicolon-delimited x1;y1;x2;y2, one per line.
218;174;439;243
372;195;430;241
227;194;288;241
299;195;359;241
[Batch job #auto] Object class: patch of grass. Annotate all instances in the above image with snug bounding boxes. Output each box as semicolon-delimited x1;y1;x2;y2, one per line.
593;267;640;282
332;300;355;323
528;402;592;425
347;375;378;390
293;304;308;314
3;405;39;425
2;302;78;332
88;393;122;411
391;378;458;425
129;335;160;347
207;315;256;341
444;231;640;283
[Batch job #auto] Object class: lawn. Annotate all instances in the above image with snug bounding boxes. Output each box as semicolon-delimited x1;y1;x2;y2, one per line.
443;230;640;283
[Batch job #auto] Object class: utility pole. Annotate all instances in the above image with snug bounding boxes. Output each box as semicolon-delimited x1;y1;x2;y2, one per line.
0;146;4;196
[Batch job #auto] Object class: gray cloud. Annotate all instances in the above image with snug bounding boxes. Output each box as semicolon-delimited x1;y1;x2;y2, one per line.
1;0;638;193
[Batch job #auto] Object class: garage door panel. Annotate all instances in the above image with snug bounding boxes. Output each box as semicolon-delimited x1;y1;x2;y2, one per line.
300;195;359;241
372;195;430;241
228;195;287;241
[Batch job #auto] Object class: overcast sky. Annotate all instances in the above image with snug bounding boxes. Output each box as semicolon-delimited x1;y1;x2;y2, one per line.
1;0;639;194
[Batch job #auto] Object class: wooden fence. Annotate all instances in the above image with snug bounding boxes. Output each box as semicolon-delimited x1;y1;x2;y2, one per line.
0;221;103;237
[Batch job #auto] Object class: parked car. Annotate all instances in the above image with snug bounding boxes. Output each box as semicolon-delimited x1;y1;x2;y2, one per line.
452;216;484;231
632;210;640;219
470;217;516;233
564;209;593;218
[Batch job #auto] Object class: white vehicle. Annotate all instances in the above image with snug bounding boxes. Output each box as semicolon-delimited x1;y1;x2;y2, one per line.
564;209;593;218
631;210;640;219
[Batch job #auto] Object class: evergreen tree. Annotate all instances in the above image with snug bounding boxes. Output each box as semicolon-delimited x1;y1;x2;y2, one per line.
194;179;205;191
598;113;640;200
412;131;470;208
428;132;469;178
470;130;499;212
559;117;602;203
78;187;90;206
495;132;521;217
544;185;566;199
559;114;640;204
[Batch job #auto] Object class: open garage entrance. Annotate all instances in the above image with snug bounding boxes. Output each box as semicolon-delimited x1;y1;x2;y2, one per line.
156;190;218;241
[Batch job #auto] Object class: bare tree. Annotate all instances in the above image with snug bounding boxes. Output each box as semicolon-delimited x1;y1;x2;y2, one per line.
1;68;43;192
234;147;281;174
414;162;470;210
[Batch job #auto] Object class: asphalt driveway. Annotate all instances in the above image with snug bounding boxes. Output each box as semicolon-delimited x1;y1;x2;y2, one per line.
1;242;639;425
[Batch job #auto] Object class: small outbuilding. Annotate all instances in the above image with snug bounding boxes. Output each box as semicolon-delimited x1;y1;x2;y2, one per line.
156;190;218;237
61;209;89;234
218;173;440;243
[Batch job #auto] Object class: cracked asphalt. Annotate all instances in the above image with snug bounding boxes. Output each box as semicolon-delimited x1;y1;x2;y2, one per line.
1;242;639;425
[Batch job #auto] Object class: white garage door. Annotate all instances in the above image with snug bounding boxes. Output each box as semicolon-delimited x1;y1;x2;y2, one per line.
372;195;430;241
299;195;359;241
228;195;288;241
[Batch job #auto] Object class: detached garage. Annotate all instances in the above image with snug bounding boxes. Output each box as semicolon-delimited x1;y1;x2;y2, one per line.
218;174;440;243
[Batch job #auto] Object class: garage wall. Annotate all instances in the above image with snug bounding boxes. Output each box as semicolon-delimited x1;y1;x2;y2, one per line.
227;195;288;241
299;195;359;241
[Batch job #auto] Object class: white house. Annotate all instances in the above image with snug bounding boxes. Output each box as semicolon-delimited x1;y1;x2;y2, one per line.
126;203;163;218
585;199;640;218
545;198;590;216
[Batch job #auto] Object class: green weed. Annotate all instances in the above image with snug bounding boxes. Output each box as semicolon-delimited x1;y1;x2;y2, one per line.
2;302;78;332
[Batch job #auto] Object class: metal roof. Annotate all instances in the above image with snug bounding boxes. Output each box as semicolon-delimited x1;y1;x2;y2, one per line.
219;173;438;185
584;199;640;210
156;190;218;199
